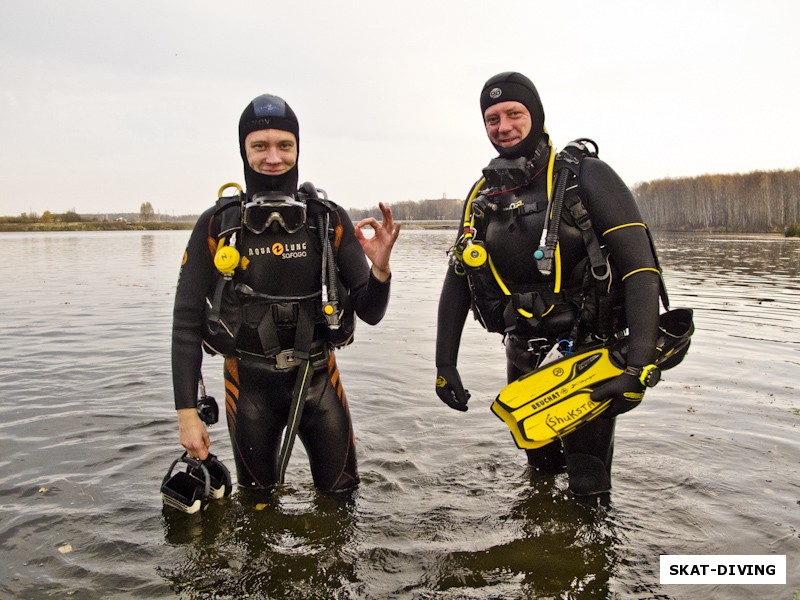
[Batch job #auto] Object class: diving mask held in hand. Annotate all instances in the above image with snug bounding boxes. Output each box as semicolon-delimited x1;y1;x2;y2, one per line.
160;452;232;514
243;192;307;234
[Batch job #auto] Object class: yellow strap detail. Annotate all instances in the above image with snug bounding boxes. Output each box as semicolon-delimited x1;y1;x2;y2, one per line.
462;178;487;241
602;222;646;236
488;255;534;318
547;145;560;299
553;240;562;292
532;144;559;315
621;267;661;281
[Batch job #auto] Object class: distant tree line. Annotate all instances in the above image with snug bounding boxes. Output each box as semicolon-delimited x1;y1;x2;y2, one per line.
0;205;196;227
348;198;463;222
346;169;800;235
0;204;196;232
0;210;84;224
633;168;800;233
5;168;800;235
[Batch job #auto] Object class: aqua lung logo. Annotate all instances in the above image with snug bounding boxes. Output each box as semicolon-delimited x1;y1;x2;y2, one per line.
249;242;308;260
489;87;502;99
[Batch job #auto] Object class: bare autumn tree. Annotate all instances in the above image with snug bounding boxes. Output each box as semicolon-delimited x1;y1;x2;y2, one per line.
140;202;155;222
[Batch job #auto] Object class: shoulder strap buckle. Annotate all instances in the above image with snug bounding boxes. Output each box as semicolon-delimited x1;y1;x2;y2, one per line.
564;195;593;231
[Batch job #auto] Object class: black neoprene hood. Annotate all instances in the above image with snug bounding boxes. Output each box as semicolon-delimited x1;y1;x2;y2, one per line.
238;94;300;195
480;72;546;159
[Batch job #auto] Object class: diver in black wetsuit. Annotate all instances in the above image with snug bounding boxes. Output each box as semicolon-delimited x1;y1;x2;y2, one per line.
172;94;400;493
435;72;662;496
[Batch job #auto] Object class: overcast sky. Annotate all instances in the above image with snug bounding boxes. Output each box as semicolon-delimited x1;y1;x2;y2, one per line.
2;1;798;216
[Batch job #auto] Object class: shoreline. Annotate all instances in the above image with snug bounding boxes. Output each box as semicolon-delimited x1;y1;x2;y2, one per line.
0;222;196;233
0;220;797;236
0;220;462;233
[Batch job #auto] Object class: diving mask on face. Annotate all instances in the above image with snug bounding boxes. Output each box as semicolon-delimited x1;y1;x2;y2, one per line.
243;192;307;234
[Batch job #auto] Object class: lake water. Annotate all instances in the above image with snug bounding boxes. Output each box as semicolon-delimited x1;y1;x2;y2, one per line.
0;229;798;599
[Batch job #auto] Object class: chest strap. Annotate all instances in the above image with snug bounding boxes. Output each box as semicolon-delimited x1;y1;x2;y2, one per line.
232;284;320;360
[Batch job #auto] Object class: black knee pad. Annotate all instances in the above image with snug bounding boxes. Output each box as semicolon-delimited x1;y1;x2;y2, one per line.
566;452;611;496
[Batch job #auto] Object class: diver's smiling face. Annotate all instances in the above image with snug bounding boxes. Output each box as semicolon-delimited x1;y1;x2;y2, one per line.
245;129;298;176
483;101;532;148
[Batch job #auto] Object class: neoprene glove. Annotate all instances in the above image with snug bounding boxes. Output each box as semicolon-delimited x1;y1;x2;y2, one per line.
436;365;470;412
590;371;645;419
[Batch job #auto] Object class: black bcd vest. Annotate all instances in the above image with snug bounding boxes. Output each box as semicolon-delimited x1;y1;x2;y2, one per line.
202;182;355;359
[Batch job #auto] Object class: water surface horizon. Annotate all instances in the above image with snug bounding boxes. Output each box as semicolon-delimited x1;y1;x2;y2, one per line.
0;230;797;599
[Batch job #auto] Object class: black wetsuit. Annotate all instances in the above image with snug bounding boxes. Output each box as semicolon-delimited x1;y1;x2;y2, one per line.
172;199;390;492
436;152;661;493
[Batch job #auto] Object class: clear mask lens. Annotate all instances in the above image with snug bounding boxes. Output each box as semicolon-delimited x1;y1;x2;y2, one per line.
243;193;307;234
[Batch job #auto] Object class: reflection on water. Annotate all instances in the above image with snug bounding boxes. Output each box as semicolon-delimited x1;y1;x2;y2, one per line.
0;230;798;600
655;232;800;279
655;234;800;352
160;491;360;598
141;234;158;267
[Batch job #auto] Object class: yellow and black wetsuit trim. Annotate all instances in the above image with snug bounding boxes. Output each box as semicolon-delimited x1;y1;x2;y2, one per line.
602;222;647;236
621;267;662;281
601;222;662;281
224;357;239;421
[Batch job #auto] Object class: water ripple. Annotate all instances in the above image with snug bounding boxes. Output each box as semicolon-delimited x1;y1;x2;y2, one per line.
1;231;798;599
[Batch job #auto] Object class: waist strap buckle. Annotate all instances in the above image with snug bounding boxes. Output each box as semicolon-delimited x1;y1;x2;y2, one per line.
275;349;296;370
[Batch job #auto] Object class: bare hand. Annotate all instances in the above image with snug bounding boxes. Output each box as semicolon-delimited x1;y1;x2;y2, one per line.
177;408;210;460
354;202;401;282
